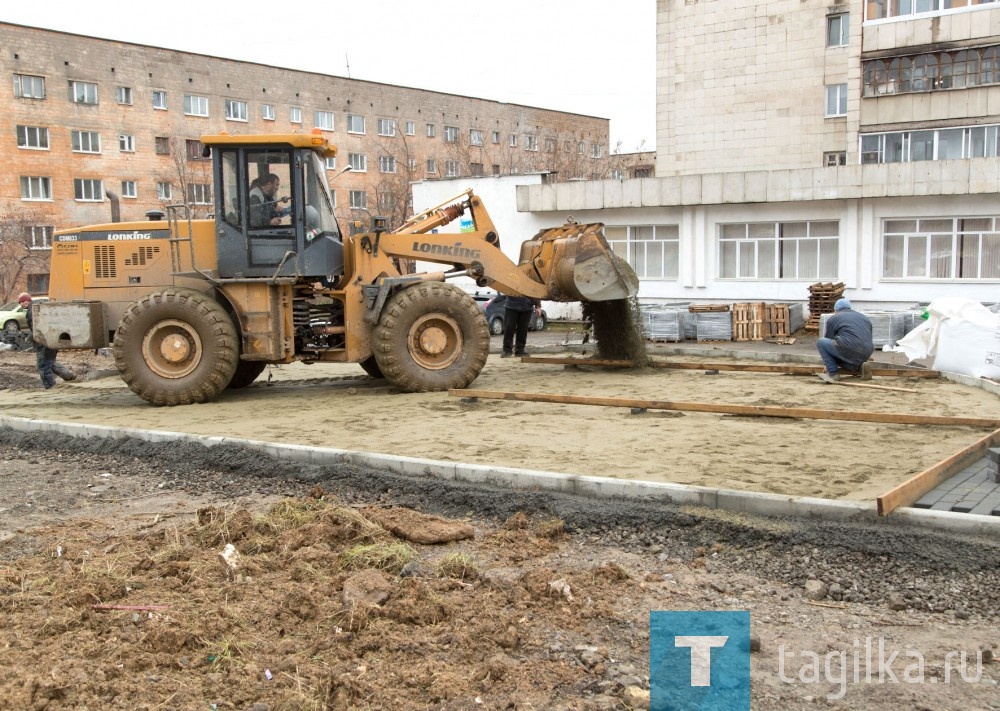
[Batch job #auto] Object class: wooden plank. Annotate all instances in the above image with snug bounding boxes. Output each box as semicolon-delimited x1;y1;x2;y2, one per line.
518;356;940;378
450;389;1000;427
834;381;919;393
877;428;1000;516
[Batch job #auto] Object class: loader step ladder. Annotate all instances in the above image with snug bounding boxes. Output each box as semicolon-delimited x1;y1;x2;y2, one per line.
165;204;218;284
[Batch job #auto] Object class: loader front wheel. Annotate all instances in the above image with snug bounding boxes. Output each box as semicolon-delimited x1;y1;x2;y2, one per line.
359;355;384;379
113;288;239;406
373;283;489;392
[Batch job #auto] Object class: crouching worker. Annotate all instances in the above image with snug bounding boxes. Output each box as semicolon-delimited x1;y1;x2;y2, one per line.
19;293;76;389
816;298;873;383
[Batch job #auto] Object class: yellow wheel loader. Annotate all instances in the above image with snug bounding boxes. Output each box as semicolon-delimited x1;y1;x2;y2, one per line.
33;131;638;405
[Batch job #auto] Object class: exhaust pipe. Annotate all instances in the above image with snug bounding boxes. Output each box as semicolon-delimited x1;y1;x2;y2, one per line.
105;190;120;223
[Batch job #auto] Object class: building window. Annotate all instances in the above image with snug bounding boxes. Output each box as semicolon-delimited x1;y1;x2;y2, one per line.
827;13;849;48
524;135;538;152
70;81;98;105
186;139;208;160
408;157;416;171
444;160;460;177
347;114;365;134
349;190;367;209
604;225;681;280
71;130;101;153
824;151;846;166
378;192;394;212
444;126;459;143
719;221;840;280
314;110;335;131
492;164;500;176
29;226;53;249
882;216;1000;280
378;118;396;136
116;86;133;105
511;134;519;148
262;103;275;120
225;99;248;121
325;156;337;170
865;0;996;21
290;107;302;123
860;123;1000;163
578;141;586;154
16;125;49;150
13;73;45;99
635;167;653;178
379;155;396;173
470;129;484;146
155;136;171;155
470;162;484;176
121;180;137;198
405;120;415;135
861;45;1000;97
426;123;436;138
157;182;172;200
186;183;212;204
20;176;52;201
426;158;437;173
591;144;603;158
152;90;167;110
492;131;501;144
119;134;135;153
544;138;556;153
348;153;367;172
611;169;625;180
183;94;209;116
74;178;104;201
825;83;848;117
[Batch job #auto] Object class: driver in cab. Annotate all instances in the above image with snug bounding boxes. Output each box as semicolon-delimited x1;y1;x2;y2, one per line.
249;173;290;227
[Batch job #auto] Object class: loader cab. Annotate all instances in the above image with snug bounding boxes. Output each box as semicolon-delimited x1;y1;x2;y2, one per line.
204;133;344;281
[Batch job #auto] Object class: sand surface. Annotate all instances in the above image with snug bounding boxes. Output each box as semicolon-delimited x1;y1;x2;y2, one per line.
2;349;998;502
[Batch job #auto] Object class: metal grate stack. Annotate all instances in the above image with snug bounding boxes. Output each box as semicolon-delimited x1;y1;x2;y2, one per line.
694;311;733;341
640;305;685;342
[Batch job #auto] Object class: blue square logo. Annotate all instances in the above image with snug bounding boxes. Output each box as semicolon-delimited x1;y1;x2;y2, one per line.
650;611;750;710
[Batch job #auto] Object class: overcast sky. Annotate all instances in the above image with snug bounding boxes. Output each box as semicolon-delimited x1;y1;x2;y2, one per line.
3;1;657;152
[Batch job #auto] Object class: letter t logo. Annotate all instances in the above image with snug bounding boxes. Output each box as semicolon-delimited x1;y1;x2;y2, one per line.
675;635;729;686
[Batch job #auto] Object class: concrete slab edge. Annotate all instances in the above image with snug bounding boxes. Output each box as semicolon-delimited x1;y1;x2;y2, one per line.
3;415;998;534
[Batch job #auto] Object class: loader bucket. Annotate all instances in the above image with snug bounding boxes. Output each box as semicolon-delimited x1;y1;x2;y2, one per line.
519;222;639;302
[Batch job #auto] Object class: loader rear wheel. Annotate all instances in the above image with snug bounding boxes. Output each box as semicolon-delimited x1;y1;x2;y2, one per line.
227;360;267;389
359;355;384;379
113;288;239;406
373;283;489;392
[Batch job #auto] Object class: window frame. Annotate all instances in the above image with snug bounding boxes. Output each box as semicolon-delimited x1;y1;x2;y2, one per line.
28;225;54;250
155;136;171;155
444;125;459;143
186;183;213;205
16;125;49;150
314;110;335;131
289;107;302;124
74;178;104;202
262;103;276;121
151;90;168;110
13;73;45;99
184;94;210;117
349;190;367;209
348;153;368;172
378;155;396;173
119;134;136;153
116;86;133;105
20;176;52;201
71;130;102;154
347;114;366;134
378;118;396;137
718;220;840;280
157;182;173;200
121;180;137;199
225;99;248;122
827;13;849;48
69;80;98;105
882;216;1000;280
604;225;682;280
825;83;848;117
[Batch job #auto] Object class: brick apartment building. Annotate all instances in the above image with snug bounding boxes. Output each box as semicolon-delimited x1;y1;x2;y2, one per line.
1;21;613;296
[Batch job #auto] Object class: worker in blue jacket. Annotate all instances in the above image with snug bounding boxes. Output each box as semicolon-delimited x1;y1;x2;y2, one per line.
816;298;874;383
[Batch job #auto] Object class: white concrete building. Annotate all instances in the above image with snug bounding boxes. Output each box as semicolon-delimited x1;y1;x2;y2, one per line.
514;0;1000;309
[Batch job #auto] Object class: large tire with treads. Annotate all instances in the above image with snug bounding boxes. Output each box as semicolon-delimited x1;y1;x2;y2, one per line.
359;355;384;379
373;283;490;392
113;288;239;406
227;360;267;389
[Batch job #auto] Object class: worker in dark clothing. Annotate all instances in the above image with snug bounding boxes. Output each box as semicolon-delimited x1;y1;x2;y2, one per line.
501;295;542;358
19;292;76;389
816;298;874;383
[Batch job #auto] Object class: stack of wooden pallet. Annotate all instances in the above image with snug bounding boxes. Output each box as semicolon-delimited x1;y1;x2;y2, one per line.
732;302;801;341
805;282;845;332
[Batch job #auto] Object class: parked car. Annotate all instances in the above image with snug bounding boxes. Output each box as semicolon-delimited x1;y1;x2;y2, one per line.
482;294;548;336
0;296;47;333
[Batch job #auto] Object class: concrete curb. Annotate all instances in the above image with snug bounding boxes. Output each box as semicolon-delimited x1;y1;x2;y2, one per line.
3;415;998;536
